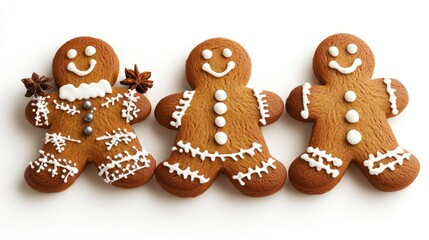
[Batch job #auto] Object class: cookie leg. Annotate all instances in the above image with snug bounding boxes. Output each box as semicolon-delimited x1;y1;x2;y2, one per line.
289;146;349;194
95;145;156;189
223;156;287;197
358;147;420;191
155;153;220;197
25;149;86;193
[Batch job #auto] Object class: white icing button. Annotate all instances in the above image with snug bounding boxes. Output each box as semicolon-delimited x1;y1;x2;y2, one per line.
215;89;227;101
347;129;362;145
345;109;359;123
344;91;357;103
214;132;228;145
215;116;226;127
214;102;227;115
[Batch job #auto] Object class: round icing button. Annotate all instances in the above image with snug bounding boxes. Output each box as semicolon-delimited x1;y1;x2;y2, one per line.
214;132;228;145
214;102;227;115
344;91;356;103
215;116;226;127
345;109;359;123
346;129;362;145
215;89;227;101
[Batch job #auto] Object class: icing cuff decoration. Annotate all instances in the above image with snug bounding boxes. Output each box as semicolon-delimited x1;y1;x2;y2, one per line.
32;96;50;126
121;89;141;123
300;83;311;119
98;146;150;184
170;90;195;128
300;146;343;178
29;150;78;183
163;162;210;184
363;147;411;175
45;132;81;153
232;158;276;186
253;89;270;125
383;78;399;115
172;141;262;162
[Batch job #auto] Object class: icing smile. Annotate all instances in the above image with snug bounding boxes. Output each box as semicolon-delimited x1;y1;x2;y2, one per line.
328;58;362;74
202;61;235;78
67;59;97;77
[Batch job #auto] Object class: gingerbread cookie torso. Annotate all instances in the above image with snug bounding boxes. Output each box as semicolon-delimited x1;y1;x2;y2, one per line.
286;33;419;194
155;38;287;197
23;37;156;192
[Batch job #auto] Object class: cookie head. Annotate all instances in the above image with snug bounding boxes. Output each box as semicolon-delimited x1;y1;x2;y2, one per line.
186;38;251;89
313;33;375;84
52;37;120;87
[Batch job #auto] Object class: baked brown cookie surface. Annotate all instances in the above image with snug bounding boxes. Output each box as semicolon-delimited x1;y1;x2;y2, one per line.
286;33;419;194
155;38;287;197
23;37;155;192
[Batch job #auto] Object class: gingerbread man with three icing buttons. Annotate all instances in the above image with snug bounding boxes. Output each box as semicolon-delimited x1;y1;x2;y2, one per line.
286;33;420;194
155;38;287;197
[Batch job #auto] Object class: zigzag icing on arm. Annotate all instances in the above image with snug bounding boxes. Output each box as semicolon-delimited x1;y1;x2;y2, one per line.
232;158;276;186
121;89;141;123
29;150;78;183
383;78;399;115
172;141;263;162
163;162;210;184
300;83;311;119
170;91;195;128
31;96;50;126
96;128;136;151
252;89;270;125
363;147;411;175
53;100;80;115
300;146;343;178
45;132;81;153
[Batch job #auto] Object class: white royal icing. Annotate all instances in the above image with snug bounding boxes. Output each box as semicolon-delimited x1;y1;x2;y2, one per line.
98;146;150;184
214;102;227;115
215;89;227;101
163;162;210;184
202;49;213;60
329;46;339;57
53;100;80;115
300;83;311;119
31;96;50;126
96;128;137;151
223;48;232;58
345;109;359;123
363;147;411;175
253;89;270;125
300;146;343;178
59;79;112;102
173;141;263;162
170;90;195;128
214;132;228;145
121;89;141;123
202;61;236;78
67;49;77;59
215;116;226;127
329;58;362;74
383;78;399;115
347;43;358;54
85;46;96;56
101;93;123;108
45;132;81;153
67;59;97;77
346;129;362;145
29;150;78;183
232;158;276;186
344;90;357;102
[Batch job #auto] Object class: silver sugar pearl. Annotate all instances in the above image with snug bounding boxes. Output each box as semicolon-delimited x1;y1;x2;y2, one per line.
83;113;94;123
82;101;92;109
83;126;93;136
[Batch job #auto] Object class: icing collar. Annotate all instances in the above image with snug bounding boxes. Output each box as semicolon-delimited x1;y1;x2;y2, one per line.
59;79;112;102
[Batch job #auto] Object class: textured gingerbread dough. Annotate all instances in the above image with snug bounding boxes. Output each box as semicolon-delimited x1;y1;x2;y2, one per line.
155;38;287;197
24;37;155;192
286;33;419;194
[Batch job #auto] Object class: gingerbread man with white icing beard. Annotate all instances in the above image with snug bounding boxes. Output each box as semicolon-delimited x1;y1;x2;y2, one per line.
155;38;287;197
23;37;156;192
286;33;419;194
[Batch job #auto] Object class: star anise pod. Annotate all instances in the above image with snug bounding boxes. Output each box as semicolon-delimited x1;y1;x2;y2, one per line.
21;72;52;97
120;64;154;94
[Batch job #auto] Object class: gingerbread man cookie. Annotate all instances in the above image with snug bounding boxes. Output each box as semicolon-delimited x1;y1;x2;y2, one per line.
23;37;156;192
286;33;419;194
155;38;287;197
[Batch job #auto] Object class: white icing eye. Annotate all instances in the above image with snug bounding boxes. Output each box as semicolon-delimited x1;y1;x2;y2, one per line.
347;43;358;54
85;46;96;56
67;49;77;59
202;49;213;60
329;46;339;57
223;48;232;58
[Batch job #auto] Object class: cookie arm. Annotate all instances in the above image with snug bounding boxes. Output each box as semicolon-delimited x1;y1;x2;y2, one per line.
286;84;315;122
259;90;284;126
25;92;57;128
378;78;409;117
155;93;185;130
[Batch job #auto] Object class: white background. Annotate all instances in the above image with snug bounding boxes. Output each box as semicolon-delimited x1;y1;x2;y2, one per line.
0;0;427;239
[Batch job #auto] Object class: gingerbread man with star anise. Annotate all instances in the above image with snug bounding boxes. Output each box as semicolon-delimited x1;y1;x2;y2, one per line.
22;36;156;192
